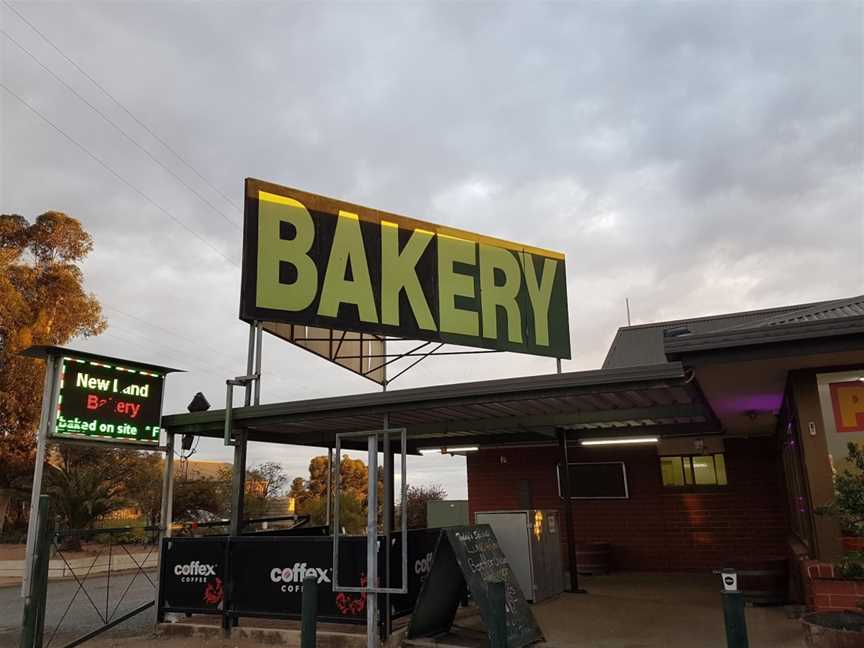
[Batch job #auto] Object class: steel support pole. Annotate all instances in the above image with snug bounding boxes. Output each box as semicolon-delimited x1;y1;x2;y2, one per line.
366;433;379;648
230;430;247;536
254;322;263;406
382;415;393;640
244;322;255;407
326;446;333;533
556;358;562;374
22;355;60;597
557;428;583;593
160;433;176;540
20;495;50;648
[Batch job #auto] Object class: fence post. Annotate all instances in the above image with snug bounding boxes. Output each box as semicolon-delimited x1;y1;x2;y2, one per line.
487;579;506;648
301;575;318;648
20;495;51;648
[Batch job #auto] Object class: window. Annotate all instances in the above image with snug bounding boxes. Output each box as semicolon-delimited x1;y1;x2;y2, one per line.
660;454;727;488
558;462;629;499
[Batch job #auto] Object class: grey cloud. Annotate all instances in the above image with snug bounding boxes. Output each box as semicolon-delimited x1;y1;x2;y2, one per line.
1;2;861;498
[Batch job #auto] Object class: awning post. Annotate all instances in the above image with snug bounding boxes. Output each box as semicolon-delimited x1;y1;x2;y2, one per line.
558;427;584;594
230;430;247;536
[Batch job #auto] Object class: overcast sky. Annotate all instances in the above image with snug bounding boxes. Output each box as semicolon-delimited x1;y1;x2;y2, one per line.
2;2;862;499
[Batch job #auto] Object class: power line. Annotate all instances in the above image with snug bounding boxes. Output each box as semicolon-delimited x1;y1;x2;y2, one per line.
0;81;240;267
103;304;239;359
2;0;243;213
0;27;241;230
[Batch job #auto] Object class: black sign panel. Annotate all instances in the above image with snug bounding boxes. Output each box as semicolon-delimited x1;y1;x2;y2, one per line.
240;179;571;359
408;525;544;648
383;528;443;618
54;356;165;445
160;532;446;623
229;536;368;622
160;537;226;613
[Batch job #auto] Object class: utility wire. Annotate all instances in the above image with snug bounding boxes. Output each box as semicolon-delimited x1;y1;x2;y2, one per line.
0;81;240;267
103;304;240;360
0;27;241;230
2;0;242;213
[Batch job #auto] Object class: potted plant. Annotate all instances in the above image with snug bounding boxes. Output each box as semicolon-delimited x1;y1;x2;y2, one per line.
804;443;864;646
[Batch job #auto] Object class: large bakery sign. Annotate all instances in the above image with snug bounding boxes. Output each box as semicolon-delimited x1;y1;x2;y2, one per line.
240;179;571;360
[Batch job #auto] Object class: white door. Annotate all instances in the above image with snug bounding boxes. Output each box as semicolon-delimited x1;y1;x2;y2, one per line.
475;512;533;601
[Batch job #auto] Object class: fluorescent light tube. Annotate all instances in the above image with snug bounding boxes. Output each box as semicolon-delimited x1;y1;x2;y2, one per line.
580;437;659;446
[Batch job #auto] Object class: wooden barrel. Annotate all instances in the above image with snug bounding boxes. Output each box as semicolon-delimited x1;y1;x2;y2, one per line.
575;542;611;575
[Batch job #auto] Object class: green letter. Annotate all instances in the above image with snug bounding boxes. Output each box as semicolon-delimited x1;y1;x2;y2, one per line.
438;235;479;336
519;252;558;346
479;245;523;343
318;210;378;323
256;191;317;311
381;222;436;330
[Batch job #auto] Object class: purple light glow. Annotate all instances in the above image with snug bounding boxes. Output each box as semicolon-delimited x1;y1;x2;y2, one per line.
711;393;784;415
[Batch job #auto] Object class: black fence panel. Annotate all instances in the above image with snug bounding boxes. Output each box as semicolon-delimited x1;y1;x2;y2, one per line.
158;529;444;625
158;536;226;616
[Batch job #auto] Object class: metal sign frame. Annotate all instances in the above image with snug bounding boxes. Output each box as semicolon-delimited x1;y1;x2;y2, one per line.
332;427;408;595
19;346;180;598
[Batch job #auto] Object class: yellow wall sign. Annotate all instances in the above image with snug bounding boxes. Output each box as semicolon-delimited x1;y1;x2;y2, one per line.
830;380;864;434
240;178;571;358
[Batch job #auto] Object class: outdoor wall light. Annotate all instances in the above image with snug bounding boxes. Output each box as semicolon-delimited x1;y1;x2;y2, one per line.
580;437;659;446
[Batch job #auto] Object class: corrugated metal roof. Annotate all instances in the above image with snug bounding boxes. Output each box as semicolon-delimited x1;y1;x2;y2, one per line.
602;294;864;369
163;361;717;447
727;295;864;329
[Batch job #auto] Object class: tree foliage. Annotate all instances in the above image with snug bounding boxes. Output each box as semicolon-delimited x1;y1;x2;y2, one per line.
399;484;447;529
0;213;105;515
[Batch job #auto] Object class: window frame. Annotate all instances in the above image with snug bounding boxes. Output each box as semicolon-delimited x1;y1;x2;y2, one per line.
659;453;728;490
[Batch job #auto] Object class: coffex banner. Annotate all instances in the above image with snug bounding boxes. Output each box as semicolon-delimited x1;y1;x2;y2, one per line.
240;179;571;359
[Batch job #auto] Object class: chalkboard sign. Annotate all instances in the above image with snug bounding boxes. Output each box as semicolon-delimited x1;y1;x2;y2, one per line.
407;525;544;648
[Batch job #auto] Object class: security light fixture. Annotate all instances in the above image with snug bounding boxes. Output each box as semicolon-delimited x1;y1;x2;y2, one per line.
187;392;210;413
580;437;659;446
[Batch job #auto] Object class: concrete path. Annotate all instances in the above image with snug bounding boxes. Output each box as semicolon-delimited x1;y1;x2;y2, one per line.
533;572;803;648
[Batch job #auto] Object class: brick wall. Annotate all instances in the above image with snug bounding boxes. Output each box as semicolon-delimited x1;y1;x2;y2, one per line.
803;561;864;611
466;436;788;571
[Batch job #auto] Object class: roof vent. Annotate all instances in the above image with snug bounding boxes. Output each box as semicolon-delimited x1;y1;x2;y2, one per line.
663;325;691;338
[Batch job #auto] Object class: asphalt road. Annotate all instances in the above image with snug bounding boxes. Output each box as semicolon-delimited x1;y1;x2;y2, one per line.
0;570;158;648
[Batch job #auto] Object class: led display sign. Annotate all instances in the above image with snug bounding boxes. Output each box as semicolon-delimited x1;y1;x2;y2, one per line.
53;355;166;445
240;178;571;359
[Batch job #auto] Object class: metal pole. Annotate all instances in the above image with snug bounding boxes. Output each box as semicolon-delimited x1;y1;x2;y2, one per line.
557;428;583;593
20;495;50;648
22;355;60;597
326;446;333;533
366;433;379;648
721;592;749;648
301;575;318;648
382;415;393;639
254;321;263;405
230;430;247;536
487;579;507;648
244;322;255;407
159;433;175;540
156;432;174;628
556;358;562;374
